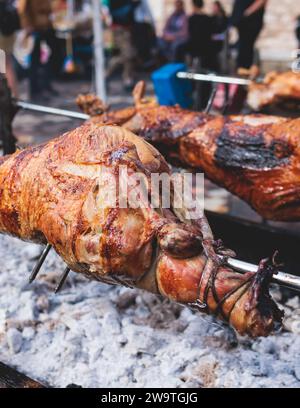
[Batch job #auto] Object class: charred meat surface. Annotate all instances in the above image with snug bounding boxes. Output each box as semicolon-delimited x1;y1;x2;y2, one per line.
0;123;282;337
181;115;300;221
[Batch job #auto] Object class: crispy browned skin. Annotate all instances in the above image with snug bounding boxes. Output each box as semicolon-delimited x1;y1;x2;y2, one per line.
0;123;282;337
76;81;157;127
247;71;300;111
77;83;300;221
181;115;300;221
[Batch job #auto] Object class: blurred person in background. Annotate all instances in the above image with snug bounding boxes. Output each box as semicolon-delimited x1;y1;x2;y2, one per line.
231;0;268;70
185;0;218;109
133;0;156;68
186;0;217;69
0;0;20;97
296;15;300;48
158;0;188;62
107;0;140;91
18;0;59;101
70;0;94;76
211;1;228;55
212;1;227;34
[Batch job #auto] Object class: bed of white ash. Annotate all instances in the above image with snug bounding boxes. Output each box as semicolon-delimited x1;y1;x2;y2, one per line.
0;235;300;389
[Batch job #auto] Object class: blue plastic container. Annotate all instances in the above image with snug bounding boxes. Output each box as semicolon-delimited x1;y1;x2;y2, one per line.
151;63;193;108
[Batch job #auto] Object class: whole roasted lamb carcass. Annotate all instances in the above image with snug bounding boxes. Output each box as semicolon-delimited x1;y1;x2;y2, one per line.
0;123;282;337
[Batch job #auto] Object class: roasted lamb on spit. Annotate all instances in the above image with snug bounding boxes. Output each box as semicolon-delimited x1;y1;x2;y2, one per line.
0;123;283;337
77;83;300;222
247;71;300;111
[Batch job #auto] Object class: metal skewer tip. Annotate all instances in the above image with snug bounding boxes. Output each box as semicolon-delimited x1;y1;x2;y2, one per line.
55;267;71;294
29;244;52;283
226;257;300;294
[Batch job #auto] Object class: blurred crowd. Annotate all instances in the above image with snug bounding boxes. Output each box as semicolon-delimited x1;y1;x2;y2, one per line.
0;0;299;102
